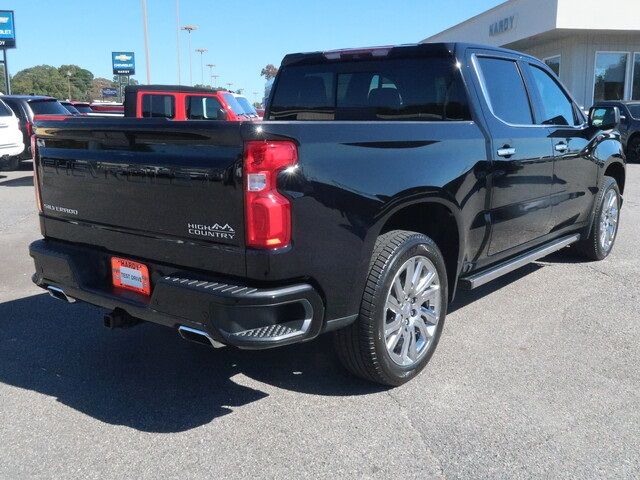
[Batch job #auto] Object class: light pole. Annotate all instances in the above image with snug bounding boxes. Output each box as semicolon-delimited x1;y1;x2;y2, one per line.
206;63;215;88
141;0;151;84
176;0;181;84
253;91;259;104
66;71;72;100
226;82;233;92
211;74;219;88
195;48;207;85
180;25;197;85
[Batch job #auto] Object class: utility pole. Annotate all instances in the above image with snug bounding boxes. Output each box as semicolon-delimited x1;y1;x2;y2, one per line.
180;25;197;86
195;48;207;86
206;63;215;88
176;0;181;84
141;0;151;84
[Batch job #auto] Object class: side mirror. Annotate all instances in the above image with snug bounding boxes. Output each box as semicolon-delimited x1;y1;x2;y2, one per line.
589;105;621;130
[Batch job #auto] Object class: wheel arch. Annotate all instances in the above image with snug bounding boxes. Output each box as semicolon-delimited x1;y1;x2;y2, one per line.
604;160;626;195
376;197;465;302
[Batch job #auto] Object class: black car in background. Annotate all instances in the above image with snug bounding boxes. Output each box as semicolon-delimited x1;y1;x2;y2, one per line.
594;101;640;162
1;95;70;159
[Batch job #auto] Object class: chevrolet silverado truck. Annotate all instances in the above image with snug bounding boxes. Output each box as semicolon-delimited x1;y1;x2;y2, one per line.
29;43;626;386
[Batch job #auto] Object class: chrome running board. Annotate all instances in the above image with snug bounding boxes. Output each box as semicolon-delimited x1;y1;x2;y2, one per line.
459;234;580;290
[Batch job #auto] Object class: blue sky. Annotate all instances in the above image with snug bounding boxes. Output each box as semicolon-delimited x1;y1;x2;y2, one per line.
7;0;503;101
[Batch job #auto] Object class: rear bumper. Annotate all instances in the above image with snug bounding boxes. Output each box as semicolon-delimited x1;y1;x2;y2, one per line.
29;239;325;349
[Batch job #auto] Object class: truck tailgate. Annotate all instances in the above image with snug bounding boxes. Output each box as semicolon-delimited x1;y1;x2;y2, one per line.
34;118;247;275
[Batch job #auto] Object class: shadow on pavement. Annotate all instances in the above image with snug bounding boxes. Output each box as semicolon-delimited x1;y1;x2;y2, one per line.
0;293;381;433
0;175;33;187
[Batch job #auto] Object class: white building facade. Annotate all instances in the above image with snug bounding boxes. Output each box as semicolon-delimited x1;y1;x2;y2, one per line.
422;0;640;108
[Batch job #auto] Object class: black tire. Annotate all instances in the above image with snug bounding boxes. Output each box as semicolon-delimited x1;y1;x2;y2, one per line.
0;156;20;171
333;230;448;387
575;176;621;261
627;136;640;163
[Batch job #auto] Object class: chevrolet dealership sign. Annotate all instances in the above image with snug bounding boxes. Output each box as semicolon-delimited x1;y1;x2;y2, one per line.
0;10;16;48
112;51;135;75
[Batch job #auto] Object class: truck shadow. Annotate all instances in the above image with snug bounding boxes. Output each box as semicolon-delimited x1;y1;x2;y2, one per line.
0;293;381;433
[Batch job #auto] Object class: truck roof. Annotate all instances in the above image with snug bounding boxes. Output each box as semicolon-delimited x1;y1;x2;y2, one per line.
280;42;539;67
124;84;222;94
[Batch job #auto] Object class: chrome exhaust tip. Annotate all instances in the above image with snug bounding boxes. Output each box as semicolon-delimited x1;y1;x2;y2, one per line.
178;325;224;349
47;286;76;303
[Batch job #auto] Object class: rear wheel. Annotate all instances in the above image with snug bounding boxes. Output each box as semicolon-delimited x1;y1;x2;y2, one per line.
576;176;620;261
333;230;448;386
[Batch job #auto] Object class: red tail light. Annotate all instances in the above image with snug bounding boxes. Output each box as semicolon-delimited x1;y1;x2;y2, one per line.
25;120;33;138
244;140;298;249
31;134;43;213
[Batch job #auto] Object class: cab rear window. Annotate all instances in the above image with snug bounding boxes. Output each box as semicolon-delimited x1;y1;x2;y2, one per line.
141;94;175;119
268;57;471;121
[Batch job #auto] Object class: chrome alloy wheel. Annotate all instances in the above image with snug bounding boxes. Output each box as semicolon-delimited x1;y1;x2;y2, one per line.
599;189;619;253
384;255;441;367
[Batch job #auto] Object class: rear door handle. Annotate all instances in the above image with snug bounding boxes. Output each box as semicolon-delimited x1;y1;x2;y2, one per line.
554;143;568;153
497;147;516;157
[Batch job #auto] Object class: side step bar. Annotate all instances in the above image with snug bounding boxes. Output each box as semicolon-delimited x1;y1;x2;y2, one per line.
459;234;580;290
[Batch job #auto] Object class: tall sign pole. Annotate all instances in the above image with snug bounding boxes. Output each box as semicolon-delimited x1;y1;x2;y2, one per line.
112;52;135;102
0;10;17;94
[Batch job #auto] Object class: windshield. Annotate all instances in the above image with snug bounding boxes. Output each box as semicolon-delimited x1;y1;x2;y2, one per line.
268;57;471;121
235;96;257;116
222;92;246;116
30;100;71;115
627;104;640;120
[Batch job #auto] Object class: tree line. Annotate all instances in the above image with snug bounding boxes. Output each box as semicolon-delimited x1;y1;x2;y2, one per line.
2;63;280;101
3;64;137;101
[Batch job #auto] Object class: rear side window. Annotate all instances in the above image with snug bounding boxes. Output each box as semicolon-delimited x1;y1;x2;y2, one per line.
529;64;579;126
186;96;225;120
0;99;12;117
476;57;533;125
268;57;471;121
141;94;175;118
30;100;70;115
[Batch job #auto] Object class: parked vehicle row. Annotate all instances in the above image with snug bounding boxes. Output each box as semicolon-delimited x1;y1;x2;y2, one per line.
29;42;626;386
0;97;24;170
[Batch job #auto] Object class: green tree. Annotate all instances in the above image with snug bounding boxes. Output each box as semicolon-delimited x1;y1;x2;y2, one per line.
58;64;93;99
12;65;68;98
260;64;278;80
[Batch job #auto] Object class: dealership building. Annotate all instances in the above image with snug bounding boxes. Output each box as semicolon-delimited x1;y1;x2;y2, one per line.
422;0;640;108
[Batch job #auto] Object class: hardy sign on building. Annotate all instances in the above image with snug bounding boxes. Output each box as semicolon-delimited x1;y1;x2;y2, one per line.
0;10;16;48
112;52;135;75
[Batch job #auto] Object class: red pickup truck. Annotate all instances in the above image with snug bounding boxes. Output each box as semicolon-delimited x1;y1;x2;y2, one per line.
124;85;252;121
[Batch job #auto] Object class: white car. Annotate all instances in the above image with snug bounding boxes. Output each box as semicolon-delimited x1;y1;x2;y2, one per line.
0;97;25;170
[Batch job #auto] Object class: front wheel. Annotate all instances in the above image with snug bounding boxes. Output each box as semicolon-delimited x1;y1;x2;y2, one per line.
333;230;448;386
576;176;621;261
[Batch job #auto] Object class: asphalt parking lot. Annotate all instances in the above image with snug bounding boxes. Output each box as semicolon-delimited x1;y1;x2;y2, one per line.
1;162;639;479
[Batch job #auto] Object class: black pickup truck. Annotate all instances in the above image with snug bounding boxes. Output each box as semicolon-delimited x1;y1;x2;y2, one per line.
30;43;626;386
